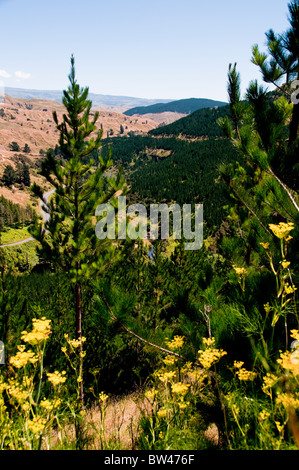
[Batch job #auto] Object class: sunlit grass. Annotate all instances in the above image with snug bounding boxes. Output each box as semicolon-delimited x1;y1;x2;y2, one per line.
1;226;32;244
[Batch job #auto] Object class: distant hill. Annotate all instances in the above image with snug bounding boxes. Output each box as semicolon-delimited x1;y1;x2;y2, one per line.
124;98;228;116
0;94;158;161
3;87;173;112
149;104;231;138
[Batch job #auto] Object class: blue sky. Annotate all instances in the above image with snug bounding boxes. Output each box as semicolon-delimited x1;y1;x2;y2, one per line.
0;0;293;102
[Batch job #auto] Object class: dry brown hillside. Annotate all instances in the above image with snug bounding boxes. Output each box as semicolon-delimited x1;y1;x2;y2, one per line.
0;94;159;208
0;95;158;161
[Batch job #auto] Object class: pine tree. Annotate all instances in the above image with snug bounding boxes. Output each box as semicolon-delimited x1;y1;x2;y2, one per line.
2;165;16;187
30;56;127;410
23;143;31;154
217;1;299;245
250;0;299;190
22;163;30;187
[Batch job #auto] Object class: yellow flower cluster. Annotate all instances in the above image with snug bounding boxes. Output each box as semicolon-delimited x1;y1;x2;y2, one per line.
46;370;67;387
284;283;297;295
276;392;299;409
277;350;299;375
156;370;176;383
145;388;157;401
260;242;270;250
21;317;51;345
40;397;62;411
98;391;109;404
264;303;273;315
262;373;278;397
162;355;177;366
165;335;185;350
233;361;256;381
268;222;295;240
198;338;227;370
171;382;190;396
291;330;299;342
259;410;271;421
157;408;167;418
6;380;29;404
66;336;87;348
10;345;38;369
27;415;47;435
281;260;290;270
232;265;246;275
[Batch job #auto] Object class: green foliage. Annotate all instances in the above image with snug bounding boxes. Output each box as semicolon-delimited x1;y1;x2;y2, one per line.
2;165;16;187
0;195;35;230
102;135;240;231
150;104;231;138
8;141;20;152
23;143;31;154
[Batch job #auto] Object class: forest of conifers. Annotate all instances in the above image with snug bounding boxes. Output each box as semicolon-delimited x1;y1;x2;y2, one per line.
0;1;298;451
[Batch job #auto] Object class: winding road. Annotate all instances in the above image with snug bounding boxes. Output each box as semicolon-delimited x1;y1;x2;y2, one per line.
0;188;55;248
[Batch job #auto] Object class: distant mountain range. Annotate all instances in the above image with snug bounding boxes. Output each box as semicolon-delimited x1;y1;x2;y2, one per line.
3;87;173;111
124;98;228;116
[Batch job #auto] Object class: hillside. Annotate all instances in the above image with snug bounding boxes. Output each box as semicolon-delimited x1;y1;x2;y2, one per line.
124;98;228;116
101;133;240;230
0;94;159;160
149;104;231;138
0;94;159;209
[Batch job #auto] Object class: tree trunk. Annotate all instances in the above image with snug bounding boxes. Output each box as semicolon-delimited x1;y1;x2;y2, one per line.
75;282;84;410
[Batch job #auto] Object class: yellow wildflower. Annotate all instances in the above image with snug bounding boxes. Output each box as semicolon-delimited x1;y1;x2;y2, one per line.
40;398;53;412
10;345;38;369
21;402;30;412
99;391;108;403
202;337;216;347
162;354;177;366
275;421;284;435
181;361;193;374
277;350;299;375
264;303;273;314
21;317;51;345
262;373;278;397
233;361;244;369
235;368;256;381
268;222;295;239
68;337;87;348
198;338;227;370
232;265;246;275
259;410;270;421
171;382;190;396
178;401;189;410
284;283;297;295
145;389;157;401
165;335;185;350
233;361;256;381
291;330;299;342
7;381;28;403
27;415;47;435
281;260;291;270
47;370;67;387
157;370;176;382
40;397;61;411
260;242;270;250
157;408;167;418
276;392;299;409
